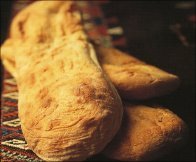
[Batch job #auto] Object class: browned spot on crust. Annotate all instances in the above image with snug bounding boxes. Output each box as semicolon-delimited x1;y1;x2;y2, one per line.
114;68;134;77
39;52;45;58
74;82;95;104
25;73;36;87
70;61;73;69
38;87;49;100
97;94;106;100
51;52;56;59
42;97;53;109
15;13;29;38
34;60;41;65
59;60;65;72
42;67;49;73
125;70;135;77
18;21;25;36
29;73;36;85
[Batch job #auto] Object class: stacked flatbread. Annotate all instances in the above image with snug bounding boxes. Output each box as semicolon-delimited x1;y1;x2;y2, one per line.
0;1;187;161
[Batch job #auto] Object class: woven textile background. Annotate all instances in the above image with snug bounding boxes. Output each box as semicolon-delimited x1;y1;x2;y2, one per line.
1;1;126;161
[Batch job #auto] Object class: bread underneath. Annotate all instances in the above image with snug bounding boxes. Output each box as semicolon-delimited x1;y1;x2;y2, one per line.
95;45;180;100
103;103;187;161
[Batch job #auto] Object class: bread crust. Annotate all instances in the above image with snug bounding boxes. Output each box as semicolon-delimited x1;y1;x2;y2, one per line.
104;103;187;161
96;46;180;99
1;1;123;161
2;6;180;101
1;42;180;100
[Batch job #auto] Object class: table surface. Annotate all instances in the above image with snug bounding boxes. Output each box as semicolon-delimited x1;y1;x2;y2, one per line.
1;1;195;161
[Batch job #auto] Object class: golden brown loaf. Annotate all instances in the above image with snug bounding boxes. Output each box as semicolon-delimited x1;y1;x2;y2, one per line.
95;46;180;99
1;4;180;100
0;1;186;161
10;1;83;42
104;103;187;161
1;42;180;100
2;2;180;100
0;39;17;78
1;1;123;161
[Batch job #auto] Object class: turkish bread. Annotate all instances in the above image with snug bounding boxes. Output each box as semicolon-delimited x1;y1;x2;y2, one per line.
2;0;179;100
1;1;123;161
0;1;186;161
1;42;180;100
95;46;180;100
104;103;187;161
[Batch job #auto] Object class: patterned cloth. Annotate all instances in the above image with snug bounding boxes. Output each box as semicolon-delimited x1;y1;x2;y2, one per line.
1;1;126;161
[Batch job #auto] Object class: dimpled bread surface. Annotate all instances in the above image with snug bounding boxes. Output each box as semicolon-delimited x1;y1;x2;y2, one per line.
95;46;180;100
1;1;123;161
1;18;180;101
104;103;187;161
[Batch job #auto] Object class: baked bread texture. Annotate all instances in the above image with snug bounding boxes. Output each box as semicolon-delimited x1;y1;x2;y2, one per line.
95;46;180;99
1;2;180;100
2;43;180;100
1;1;123;161
1;1;180;100
0;1;187;162
10;1;80;42
104;103;187;161
1;42;180;100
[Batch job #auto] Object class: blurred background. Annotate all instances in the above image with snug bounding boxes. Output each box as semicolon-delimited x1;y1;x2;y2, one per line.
1;1;195;161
